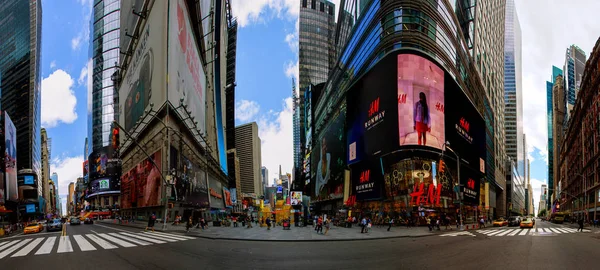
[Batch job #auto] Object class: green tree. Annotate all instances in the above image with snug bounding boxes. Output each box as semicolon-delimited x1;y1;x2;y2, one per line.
538;209;547;217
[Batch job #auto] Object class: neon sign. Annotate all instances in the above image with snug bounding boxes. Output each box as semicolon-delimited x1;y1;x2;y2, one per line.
409;183;442;206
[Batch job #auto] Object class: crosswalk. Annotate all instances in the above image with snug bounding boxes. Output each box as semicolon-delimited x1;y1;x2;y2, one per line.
440;226;590;237
0;231;194;260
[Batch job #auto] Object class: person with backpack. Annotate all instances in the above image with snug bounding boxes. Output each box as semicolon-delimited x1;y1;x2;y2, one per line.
145;212;157;232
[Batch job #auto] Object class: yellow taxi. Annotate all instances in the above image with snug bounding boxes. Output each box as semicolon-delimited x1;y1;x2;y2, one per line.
493;218;508;227
520;217;534;228
24;222;43;234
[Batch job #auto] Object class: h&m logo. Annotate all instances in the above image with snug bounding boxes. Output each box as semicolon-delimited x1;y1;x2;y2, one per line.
368;98;380;117
365;97;385;129
467;178;475;190
459;117;470;133
360;170;370;183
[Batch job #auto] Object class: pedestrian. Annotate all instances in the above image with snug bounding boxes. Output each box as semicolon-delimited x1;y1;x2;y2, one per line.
480;217;486;228
186;217;193;233
247;216;253;228
145;212;156;232
314;216;318;229
578;217;584;232
436;217;441;230
427;217;432;231
232;216;238;227
266;217;272;230
324;217;331;235
360;217;367;233
317;216;323;234
388;217;394;231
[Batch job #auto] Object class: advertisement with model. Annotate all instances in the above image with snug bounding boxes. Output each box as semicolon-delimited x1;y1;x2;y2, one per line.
311;108;346;201
168;0;207;136
290;191;303;205
181;155;209;208
118;0;167;133
120;150;162;209
5;111;17;201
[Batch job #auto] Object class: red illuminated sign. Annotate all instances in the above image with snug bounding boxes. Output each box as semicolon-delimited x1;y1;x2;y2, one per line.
459;117;470;133
467;178;475;190
345;195;356;206
359;170;370;183
436;102;444;113
368;98;380;117
409;183;442;206
398;93;407;104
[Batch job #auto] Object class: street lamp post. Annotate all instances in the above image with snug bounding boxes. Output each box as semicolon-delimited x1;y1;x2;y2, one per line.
444;142;463;230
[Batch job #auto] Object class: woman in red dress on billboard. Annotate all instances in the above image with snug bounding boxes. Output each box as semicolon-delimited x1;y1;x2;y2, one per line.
413;92;431;145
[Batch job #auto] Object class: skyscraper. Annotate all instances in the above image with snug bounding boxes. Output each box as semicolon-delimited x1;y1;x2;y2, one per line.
563;45;586;122
457;0;507;216
41;128;51;214
547;66;563;209
504;0;524;177
235;123;263;196
261;166;269;195
0;0;43;181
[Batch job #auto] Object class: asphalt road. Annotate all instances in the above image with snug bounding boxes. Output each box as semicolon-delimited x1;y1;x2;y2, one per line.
0;218;598;270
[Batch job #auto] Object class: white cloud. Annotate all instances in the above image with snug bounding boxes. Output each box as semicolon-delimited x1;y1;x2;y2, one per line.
235;100;261;121
41;70;78;127
284;60;299;94
50;61;56;69
50;155;84;196
231;0;299;27
71;0;92;50
257;98;294;182
78;61;88;85
518;1;600;159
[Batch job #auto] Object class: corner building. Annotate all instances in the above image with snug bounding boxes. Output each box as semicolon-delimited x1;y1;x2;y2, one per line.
307;0;498;225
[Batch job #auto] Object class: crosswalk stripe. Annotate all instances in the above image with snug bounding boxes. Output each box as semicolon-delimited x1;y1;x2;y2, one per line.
97;233;136;248
0;241;11;249
564;228;576;232
507;229;521;236
108;233;150;246
149;231;195;240
0;240;19;253
495;229;514;236
73;235;96;251
518;229;529;235
486;230;504;236
0;239;31;259
142;231;187;241
139;232;178;242
549;228;562;233
11;238;44;257
557;228;571;233
541;228;549;232
57;236;74;253
119;232;166;244
35;237;57;255
86;234;117;249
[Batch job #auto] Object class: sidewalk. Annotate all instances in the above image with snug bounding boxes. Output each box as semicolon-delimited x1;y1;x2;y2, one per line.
97;219;458;241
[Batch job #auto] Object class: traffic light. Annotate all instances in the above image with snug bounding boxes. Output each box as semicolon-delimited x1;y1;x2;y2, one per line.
439;160;445;173
111;125;120;150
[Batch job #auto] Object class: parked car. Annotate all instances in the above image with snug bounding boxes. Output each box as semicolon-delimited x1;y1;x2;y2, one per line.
493;218;508;227
70;217;81;225
84;218;93;224
24;223;43;234
47;219;63;232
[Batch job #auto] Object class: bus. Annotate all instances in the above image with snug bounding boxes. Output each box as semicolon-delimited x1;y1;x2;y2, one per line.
551;212;566;224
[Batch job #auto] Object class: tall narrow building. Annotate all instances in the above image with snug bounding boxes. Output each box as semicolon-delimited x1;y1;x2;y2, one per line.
504;0;524;177
235;123;263;196
547;66;563;210
0;0;43;185
563;45;586;122
41;128;51;214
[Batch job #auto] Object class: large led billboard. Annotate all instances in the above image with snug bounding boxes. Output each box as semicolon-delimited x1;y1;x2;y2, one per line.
397;54;445;149
120;150;162;209
119;0;167;133
168;0;207;136
5;112;17;201
181;155;209;208
312;108;346;201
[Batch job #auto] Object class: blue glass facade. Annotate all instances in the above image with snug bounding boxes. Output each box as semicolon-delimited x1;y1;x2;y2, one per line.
547;80;554;209
0;0;43;188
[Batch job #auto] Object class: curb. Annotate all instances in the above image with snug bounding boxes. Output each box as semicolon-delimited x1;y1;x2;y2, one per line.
96;221;441;242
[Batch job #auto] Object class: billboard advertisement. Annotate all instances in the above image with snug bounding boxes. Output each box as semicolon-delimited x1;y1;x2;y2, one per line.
168;0;207;135
119;0;167;133
208;175;224;209
120;150;162;209
351;161;382;201
5;112;17;201
312;108;346;201
83;160;89;178
222;187;233;208
290;191;303;205
25;204;36;213
181;155;209;208
24;175;34;185
89;177;120;197
397;54;445;149
460;165;482;204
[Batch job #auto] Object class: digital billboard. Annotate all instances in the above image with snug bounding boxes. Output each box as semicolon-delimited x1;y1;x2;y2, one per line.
222;187;233;208
181;155;209;208
5;112;17;201
290;191;303;205
119;0;167;133
83;160;89;178
120;150;162;209
25;204;36;213
397;54;445;149
312;108;346;201
460;165;482;204
168;0;207;135
351;161;382;201
208;175;224;209
24;175;34;185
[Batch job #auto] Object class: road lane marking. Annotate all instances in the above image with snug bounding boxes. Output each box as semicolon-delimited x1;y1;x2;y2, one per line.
495;229;514;236
145;231;193;240
97;233;136;248
549;228;562;233
139;232;178;242
486;230;504;236
11;238;44;257
541;228;549;232
86;234;117;249
35;237;57;255
108;233;150;246
90;230;99;234
0;240;20;253
518;229;530;235
0;231;57;241
73;235;96;251
507;229;521;236
57;236;73;253
564;228;577;233
0;239;31;259
558;228;572;233
93;223;138;233
119;232;166;244
0;240;12;249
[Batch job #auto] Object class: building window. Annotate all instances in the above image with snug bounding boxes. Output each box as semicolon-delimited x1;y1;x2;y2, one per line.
320;2;324;12
302;0;307;8
311;0;316;9
329;5;333;15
